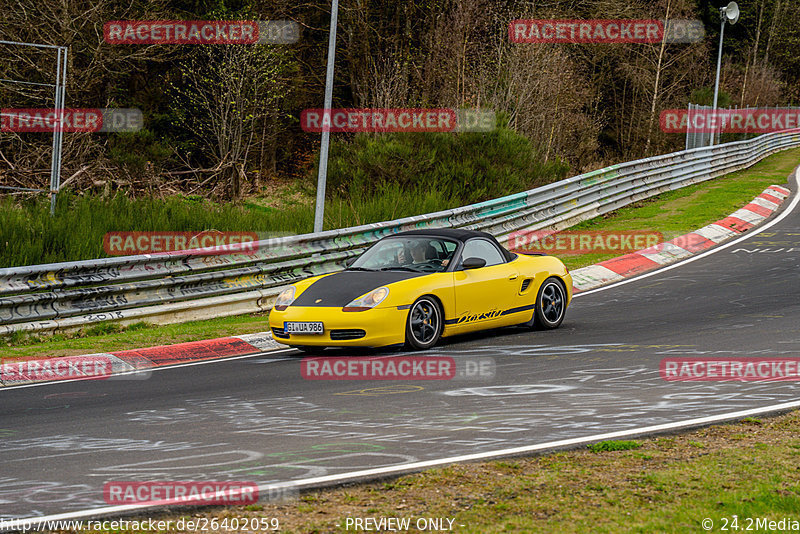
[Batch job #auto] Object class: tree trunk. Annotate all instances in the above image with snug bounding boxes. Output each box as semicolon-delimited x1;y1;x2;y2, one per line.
644;0;671;155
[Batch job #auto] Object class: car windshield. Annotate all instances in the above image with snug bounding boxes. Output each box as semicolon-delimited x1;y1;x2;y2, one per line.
350;236;458;273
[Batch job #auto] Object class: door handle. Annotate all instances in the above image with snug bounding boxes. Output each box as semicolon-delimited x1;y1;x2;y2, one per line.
508;274;518;280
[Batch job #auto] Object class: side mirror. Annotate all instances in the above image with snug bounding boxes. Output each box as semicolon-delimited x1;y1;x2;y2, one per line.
344;256;357;267
461;257;486;270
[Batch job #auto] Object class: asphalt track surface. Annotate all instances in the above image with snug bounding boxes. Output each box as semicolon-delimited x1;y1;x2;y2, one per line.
1;173;798;523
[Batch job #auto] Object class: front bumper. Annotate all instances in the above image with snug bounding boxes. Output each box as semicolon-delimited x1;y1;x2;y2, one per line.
268;305;409;348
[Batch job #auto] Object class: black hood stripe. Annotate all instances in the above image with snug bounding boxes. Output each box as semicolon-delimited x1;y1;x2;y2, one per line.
292;270;426;307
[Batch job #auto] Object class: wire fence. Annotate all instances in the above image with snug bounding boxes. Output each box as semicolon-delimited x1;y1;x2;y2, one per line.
0;40;68;214
685;103;799;150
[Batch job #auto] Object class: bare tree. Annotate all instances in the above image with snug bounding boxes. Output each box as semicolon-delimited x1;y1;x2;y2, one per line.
170;44;292;200
363;55;410;109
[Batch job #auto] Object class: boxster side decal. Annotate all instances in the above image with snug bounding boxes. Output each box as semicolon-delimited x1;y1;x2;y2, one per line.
444;304;535;325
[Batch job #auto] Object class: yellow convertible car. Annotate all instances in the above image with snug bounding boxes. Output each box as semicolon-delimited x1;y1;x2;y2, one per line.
269;228;573;351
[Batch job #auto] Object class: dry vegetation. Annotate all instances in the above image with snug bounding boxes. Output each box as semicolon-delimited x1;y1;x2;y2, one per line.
2;0;798;201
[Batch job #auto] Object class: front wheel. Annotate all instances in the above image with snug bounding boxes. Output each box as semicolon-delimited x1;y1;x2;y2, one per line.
534;277;567;329
405;297;443;350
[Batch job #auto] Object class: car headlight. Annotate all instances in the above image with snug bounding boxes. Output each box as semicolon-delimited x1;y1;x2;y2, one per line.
274;286;296;311
343;287;389;312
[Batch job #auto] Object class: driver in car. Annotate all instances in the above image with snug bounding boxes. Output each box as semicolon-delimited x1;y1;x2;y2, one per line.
397;240;449;268
409;240;429;264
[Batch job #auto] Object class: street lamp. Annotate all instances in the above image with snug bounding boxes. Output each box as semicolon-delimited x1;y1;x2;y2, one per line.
710;1;739;145
313;0;339;233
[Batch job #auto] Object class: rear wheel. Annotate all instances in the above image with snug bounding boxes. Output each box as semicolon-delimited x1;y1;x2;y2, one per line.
405;297;443;350
534;277;567;329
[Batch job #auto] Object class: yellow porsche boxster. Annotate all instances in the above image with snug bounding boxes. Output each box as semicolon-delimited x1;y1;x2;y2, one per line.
269;228;573;351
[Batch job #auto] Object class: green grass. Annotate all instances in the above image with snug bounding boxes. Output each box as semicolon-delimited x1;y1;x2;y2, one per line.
0;185;473;267
559;147;800;270
587;440;642;453
0;191;312;267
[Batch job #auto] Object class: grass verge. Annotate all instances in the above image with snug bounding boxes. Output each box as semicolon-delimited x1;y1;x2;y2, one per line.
60;410;800;533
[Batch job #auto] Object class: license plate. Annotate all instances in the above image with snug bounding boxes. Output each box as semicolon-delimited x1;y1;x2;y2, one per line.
284;321;324;335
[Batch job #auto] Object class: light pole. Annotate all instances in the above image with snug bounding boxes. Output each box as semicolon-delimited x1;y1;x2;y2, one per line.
313;0;339;233
710;1;739;145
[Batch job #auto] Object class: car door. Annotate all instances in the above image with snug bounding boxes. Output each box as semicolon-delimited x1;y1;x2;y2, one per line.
450;238;520;333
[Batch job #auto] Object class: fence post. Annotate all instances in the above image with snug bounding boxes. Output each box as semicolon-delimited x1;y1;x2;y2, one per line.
49;46;68;216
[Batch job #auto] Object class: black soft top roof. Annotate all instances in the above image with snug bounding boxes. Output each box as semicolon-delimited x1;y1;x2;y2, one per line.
390;228;516;261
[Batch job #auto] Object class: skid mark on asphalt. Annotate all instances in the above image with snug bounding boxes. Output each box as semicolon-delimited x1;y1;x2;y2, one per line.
335;385;425;396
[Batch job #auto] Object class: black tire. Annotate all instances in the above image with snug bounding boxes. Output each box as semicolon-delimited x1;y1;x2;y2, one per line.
534;277;567;329
404;296;443;350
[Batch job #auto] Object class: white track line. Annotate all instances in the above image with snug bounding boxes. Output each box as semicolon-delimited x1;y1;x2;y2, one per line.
3;167;798;528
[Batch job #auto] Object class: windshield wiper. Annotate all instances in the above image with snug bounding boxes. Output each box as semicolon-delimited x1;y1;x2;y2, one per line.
379;266;420;272
345;266;375;271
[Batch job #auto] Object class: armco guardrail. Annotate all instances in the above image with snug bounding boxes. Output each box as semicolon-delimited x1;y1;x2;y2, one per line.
1;130;798;334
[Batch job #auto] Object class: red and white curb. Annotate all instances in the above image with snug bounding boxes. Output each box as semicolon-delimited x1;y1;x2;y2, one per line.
106;331;280;369
571;185;791;293
0;332;281;386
